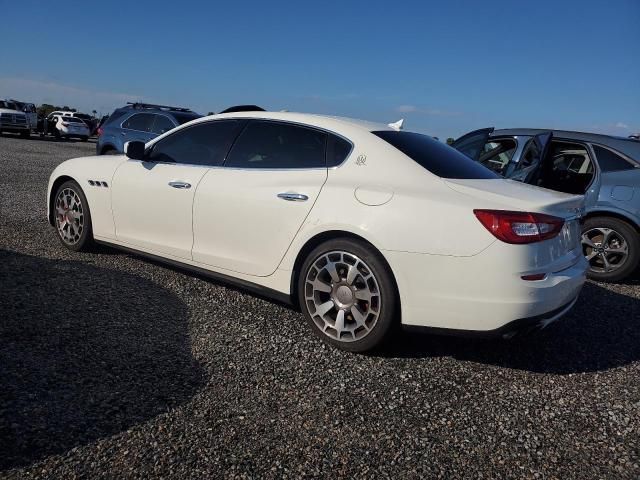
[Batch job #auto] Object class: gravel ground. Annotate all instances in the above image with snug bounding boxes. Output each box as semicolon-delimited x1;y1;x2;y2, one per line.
0;133;638;479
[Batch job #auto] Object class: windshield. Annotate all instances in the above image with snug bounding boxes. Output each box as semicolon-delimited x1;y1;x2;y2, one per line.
373;131;499;180
172;112;202;125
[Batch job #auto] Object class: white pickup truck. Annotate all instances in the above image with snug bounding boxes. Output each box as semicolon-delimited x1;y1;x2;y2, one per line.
0;100;30;137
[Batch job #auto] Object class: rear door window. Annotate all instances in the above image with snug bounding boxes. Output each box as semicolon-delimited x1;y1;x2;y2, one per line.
373;130;498;179
536;141;595;195
326;134;353;167
225;120;327;169
151;115;176;134
122;113;155;132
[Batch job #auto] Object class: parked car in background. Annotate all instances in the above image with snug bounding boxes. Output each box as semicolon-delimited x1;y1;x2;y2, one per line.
40;114;90;141
0;100;30;137
48;110;587;352
71;112;96;134
96;102;201;155
7;100;38;131
452;128;640;282
95;114;109;135
45;110;95;132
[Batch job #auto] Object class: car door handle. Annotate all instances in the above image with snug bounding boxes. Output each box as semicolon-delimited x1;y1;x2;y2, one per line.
168;181;191;189
277;192;308;202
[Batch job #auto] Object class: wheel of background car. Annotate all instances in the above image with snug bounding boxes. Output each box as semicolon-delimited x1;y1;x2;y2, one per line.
54;180;94;252
581;216;640;282
298;238;397;352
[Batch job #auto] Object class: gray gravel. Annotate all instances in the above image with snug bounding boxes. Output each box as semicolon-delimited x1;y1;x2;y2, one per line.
0;133;639;479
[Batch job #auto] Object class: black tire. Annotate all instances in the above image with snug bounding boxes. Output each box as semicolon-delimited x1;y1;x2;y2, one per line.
53;180;94;252
81;136;88;142
20;130;29;138
54;129;61;139
582;216;640;282
298;238;398;352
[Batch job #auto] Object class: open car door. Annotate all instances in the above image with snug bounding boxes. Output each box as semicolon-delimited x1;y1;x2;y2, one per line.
507;131;553;184
451;127;495;161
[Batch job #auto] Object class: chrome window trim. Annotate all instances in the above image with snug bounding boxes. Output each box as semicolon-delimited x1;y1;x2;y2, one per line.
142;117;355;170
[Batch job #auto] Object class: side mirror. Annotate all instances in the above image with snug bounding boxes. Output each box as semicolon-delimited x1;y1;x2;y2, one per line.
125;141;146;160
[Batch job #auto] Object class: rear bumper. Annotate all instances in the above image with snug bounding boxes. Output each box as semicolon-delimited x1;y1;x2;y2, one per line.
385;245;588;333
61;130;89;138
403;295;580;339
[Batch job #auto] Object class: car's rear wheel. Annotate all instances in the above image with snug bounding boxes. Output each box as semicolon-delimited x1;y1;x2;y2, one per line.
20;130;29;138
53;180;93;251
81;136;88;142
298;238;397;352
581;216;639;282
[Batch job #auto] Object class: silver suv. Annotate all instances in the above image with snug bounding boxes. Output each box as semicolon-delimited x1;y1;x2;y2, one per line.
453;128;640;282
96;102;201;155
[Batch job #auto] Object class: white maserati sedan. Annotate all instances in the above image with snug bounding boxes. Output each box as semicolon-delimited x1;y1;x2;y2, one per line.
47;110;588;352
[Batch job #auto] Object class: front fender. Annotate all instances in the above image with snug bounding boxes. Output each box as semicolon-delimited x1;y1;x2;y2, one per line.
47;155;127;238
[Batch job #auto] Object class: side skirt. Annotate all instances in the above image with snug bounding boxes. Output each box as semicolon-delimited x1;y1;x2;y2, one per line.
94;240;293;306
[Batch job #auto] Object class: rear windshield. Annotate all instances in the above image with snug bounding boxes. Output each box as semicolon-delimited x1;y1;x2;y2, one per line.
103;109;129;127
373;131;499;179
172;112;202;125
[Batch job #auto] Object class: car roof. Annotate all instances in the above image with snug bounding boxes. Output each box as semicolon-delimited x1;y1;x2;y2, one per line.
492;128;640;160
191;111;393;134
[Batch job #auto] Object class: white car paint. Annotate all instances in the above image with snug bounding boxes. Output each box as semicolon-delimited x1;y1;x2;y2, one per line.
47;111;588;334
51;115;90;139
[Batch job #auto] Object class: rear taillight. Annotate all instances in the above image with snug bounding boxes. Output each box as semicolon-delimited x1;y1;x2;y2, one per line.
473;209;564;244
97;127;103;136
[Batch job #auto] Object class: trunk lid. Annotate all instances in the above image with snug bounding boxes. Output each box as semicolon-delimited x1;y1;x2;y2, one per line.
445;178;584;266
444;178;585;219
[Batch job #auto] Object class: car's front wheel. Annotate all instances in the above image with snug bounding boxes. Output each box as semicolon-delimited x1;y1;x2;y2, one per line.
581;216;640;282
53;180;93;251
298;238;397;352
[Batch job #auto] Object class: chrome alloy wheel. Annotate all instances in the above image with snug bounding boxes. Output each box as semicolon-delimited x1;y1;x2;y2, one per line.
55;187;84;245
304;251;381;342
581;227;629;274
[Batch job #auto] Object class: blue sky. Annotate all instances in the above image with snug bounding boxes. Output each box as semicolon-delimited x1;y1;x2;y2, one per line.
1;0;638;138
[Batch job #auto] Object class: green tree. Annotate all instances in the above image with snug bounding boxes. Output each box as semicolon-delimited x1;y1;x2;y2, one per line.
446;137;455;145
37;104;58;117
